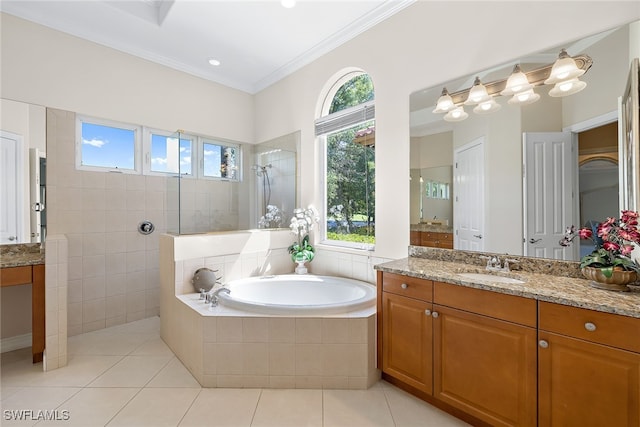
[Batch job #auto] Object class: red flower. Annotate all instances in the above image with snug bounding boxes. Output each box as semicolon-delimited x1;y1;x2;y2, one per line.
621;245;634;256
602;241;619;252
578;228;593;239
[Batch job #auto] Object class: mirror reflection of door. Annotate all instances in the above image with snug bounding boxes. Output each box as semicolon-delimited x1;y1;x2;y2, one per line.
523;131;576;260
0;130;24;244
454;137;485;251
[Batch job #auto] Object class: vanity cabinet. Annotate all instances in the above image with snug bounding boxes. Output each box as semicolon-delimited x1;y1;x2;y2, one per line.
409;231;453;248
538;301;640;426
378;272;537;426
420;232;453;249
432;282;537;427
381;273;433;394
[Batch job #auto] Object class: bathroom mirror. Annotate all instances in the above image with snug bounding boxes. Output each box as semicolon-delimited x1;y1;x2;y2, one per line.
410;166;453;225
410;21;636;259
0;99;47;245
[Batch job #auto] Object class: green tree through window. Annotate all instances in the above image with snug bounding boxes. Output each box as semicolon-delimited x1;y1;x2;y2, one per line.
324;73;375;246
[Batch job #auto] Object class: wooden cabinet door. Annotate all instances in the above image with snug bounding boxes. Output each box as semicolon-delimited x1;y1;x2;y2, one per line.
410;230;421;245
539;331;640;427
433;305;537;427
382;292;433;395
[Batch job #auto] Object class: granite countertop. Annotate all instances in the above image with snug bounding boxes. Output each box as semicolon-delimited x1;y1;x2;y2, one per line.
0;243;45;268
375;256;640;319
410;223;453;233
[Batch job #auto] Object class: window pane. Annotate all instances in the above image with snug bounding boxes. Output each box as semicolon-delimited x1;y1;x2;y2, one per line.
151;133;192;175
81;122;135;170
203;141;238;180
326;120;375;245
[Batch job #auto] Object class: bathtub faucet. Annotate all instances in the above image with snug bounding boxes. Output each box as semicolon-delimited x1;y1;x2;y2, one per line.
209;287;230;307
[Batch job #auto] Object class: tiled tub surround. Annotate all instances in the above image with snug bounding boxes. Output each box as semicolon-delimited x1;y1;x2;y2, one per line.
381;247;640;318
160;231;381;389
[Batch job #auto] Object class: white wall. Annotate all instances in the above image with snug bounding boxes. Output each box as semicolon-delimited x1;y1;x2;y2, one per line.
253;2;640;259
0;13;253;143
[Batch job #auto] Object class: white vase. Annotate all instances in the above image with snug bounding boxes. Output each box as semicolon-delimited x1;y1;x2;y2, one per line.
295;260;308;274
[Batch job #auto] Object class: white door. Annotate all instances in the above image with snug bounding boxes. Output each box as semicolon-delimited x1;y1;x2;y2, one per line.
0;131;24;244
523;132;577;260
29;148;45;243
454;138;485;251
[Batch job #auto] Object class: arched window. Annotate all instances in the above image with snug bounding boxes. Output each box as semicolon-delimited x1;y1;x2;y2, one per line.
315;72;375;249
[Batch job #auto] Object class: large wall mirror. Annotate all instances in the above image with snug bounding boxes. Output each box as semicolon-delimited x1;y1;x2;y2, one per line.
410;20;638;261
1;99;46;245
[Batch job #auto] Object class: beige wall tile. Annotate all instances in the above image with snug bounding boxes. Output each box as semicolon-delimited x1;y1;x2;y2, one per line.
243;318;268;342
268;318;295;343
295;318;322;343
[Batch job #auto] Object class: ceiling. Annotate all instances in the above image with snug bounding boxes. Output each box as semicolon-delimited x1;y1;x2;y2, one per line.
1;0;414;94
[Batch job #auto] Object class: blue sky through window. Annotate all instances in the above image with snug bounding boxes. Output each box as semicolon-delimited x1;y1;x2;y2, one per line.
81;122;135;169
151;134;192;175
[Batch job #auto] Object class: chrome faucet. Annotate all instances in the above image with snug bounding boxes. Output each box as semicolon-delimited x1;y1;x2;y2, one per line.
479;255;518;272
208;287;230;307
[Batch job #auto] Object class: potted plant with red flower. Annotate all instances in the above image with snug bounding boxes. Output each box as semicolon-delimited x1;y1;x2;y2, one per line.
560;210;640;291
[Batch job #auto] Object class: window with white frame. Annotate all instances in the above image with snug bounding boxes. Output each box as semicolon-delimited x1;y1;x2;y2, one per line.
316;72;375;249
76;115;242;181
77;116;141;173
144;129;194;176
202;139;239;180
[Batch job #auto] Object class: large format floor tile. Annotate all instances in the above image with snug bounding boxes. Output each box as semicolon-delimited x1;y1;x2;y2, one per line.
0;316;470;427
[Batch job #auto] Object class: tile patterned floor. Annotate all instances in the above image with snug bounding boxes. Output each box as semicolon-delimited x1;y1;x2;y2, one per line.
0;317;468;426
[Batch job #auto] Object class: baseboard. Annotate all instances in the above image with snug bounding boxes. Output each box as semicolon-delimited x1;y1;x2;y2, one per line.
0;333;32;353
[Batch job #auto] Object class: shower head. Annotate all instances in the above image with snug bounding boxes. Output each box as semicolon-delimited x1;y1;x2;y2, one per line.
253;164;272;176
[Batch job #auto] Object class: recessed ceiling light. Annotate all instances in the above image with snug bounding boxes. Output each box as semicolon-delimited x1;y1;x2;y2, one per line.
281;0;296;8
208;58;221;66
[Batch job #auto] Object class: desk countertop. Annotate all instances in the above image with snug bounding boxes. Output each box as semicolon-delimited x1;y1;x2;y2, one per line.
0;243;45;268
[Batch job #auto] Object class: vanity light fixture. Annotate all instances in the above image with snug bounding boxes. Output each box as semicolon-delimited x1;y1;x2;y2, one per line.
433;87;456;113
507;88;541;105
431;50;592;121
544;49;585;84
501;64;533;96
444;106;469;122
548;78;587;97
464;77;492;105
473;98;501;114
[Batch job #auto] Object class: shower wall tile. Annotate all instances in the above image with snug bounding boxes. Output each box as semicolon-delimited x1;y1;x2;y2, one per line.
47;108;167;337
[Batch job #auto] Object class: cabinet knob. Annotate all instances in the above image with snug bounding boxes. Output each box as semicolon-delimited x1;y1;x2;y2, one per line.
425;309;431;316
432;311;439;318
539;340;549;349
584;322;597;332
401;283;408;289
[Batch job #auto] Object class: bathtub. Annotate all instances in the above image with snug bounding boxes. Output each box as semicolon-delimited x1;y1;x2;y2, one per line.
217;274;376;315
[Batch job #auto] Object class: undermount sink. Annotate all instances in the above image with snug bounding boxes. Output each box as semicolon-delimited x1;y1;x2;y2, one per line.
456;272;525;284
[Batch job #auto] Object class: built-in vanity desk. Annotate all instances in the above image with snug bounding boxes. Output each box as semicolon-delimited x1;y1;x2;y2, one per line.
375;247;640;427
0;244;45;363
410;223;453;249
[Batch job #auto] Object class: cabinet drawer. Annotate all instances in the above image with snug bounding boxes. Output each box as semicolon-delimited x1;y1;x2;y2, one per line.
539;301;640;353
382;273;433;302
434;281;537;327
0;266;33;287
